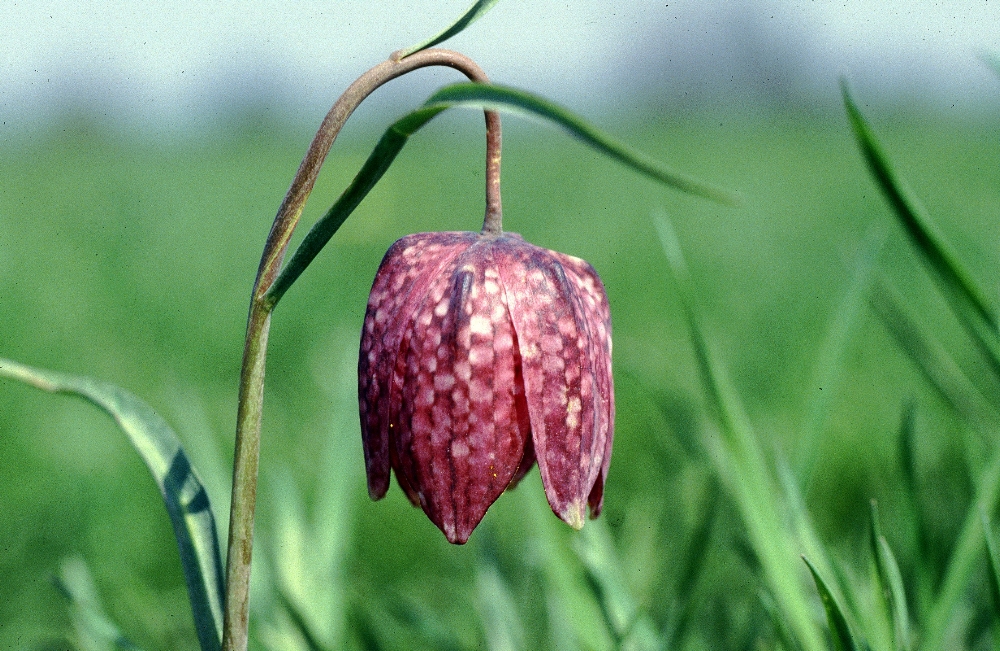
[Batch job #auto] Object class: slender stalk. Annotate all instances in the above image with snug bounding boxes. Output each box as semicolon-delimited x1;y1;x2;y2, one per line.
482;106;503;234
222;48;502;651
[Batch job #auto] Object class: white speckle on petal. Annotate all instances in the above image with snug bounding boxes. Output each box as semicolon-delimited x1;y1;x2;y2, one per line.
452;440;470;457
469;315;492;336
455;361;472;381
567;396;582;429
434;374;455;391
469;380;493;403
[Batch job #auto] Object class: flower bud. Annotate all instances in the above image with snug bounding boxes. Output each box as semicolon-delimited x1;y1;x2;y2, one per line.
359;231;613;544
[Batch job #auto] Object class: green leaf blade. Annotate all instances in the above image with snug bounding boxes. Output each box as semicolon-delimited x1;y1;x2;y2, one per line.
870;501;911;651
266;83;733;307
264;105;446;308
475;564;525;651
55;556;144;651
981;509;1000;621
870;277;1000;432
425;83;739;204
396;0;502;59
0;358;224;651
803;556;859;651
922;450;1000;651
654;214;824;651
841;81;997;336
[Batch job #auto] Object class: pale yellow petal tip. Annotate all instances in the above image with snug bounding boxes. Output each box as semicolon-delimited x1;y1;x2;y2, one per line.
560;501;586;530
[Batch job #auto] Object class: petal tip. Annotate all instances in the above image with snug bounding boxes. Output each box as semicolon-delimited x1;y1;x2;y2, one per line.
366;475;389;501
559;500;587;530
442;521;472;545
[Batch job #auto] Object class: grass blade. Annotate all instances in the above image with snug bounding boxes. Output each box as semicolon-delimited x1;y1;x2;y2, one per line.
523;473;613;651
842;81;996;335
796;226;884;488
897;403;918;501
843;81;1000;393
921;449;1000;651
869;278;999;431
54;557;142;651
758;588;803;651
663;479;718;647
258;344;359;651
980;508;1000;621
573;519;661;650
872;278;1000;651
803;556;859;651
896;401;933;619
775;456;845;614
265;82;734;307
870;501;911;651
0;358;224;651
276;585;333;651
654;214;824;651
426;83;738;204
475;564;525;651
396;0;502;58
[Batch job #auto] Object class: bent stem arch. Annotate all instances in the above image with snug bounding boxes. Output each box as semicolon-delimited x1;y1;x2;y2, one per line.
223;48;502;651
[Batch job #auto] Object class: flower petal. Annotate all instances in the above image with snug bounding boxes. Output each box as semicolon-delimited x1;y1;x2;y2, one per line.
359;232;478;499
553;251;614;518
493;235;613;528
391;239;530;543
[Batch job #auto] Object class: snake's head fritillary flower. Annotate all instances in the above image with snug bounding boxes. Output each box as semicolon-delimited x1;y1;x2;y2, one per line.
358;231;613;544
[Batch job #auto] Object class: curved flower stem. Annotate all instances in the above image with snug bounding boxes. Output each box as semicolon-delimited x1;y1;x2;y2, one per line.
222;49;501;651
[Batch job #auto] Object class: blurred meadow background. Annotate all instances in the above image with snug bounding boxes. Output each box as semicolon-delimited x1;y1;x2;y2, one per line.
2;2;1000;650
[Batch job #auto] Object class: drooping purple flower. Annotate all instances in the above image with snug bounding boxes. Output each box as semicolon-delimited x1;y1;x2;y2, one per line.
358;231;613;544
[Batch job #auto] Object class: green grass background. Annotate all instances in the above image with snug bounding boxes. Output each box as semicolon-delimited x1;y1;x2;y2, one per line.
2;100;999;649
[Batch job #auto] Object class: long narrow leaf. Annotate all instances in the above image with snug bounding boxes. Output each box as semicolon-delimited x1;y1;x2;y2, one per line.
265;82;734;307
979;508;1000;621
264;105;445;307
870;278;999;431
523;473;614;651
573;520;659;650
397;0;502;58
842;81;996;334
257;344;359;651
663;479;718;647
896;401;934;618
655;214;824;651
775;456;845;618
475;564;525;651
427;83;738;203
758;588;802;651
803;556;859;651
870;501;911;651
0;358;224;651
276;585;333;651
55;557;143;651
921;449;1000;651
897;402;918;500
843;82;1000;397
797;226;884;488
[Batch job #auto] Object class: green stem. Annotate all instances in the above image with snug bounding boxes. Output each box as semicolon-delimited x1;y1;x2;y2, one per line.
222;302;270;651
221;48;500;651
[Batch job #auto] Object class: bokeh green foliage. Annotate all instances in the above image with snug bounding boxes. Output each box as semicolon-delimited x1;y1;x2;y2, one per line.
2;92;1000;650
